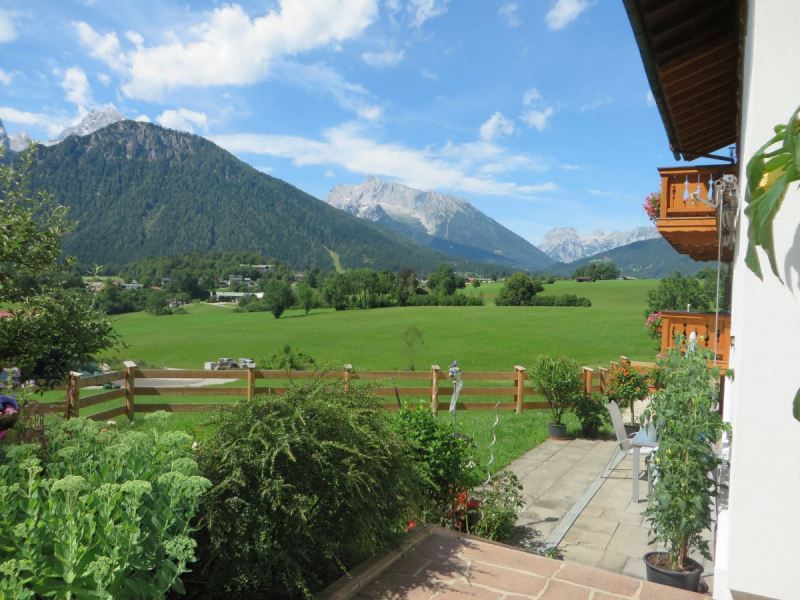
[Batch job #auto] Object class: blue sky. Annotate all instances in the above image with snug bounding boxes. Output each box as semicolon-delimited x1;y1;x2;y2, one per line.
0;0;686;244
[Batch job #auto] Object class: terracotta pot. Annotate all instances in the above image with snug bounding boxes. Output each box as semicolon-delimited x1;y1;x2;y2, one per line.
643;552;703;592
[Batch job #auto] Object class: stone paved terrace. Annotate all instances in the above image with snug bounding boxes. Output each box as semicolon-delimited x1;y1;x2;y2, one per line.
345;528;704;599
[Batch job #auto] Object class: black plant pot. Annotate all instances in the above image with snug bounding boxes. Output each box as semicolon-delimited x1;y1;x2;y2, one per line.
548;422;568;439
581;423;599;438
643;552;703;592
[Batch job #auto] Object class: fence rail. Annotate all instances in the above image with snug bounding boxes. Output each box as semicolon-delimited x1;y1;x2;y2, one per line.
45;357;656;422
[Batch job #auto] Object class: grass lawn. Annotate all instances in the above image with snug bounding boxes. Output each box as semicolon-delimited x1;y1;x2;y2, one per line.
34;279;647;470
107;279;658;371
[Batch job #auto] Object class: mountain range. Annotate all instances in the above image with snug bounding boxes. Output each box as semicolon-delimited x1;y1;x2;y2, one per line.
26;120;475;272
538;226;659;263
1;110;703;277
326;177;554;271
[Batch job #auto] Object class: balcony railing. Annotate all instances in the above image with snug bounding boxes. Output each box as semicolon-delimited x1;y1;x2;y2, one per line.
656;164;737;262
659;310;731;368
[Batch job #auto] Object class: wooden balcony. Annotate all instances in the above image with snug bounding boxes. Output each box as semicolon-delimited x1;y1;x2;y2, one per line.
657;164;737;261
659;310;731;368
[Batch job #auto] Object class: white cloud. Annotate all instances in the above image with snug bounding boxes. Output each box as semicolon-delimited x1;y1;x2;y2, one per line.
324;169;336;178
0;68;11;85
73;21;129;73
0;10;18;43
521;88;554;131
279;61;384;121
135;114;150;122
75;1;378;102
156;108;208;133
580;94;612;111
589;189;617;197
408;0;449;28
0;107;66;137
521;107;554;131
60;66;93;112
523;88;542;106
421;68;438;81
560;163;580;170
498;3;521;27
479;112;515;141
361;49;404;67
211;122;556;198
545;0;592;31
97;72;111;86
646;90;655;107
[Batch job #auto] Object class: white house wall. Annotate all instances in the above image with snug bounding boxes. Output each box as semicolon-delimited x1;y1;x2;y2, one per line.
725;0;800;598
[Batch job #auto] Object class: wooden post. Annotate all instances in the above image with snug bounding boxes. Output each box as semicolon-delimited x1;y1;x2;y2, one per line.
66;371;81;419
431;364;440;414
599;367;609;394
514;366;526;414
582;367;594;396
123;361;136;421
343;364;352;393
620;355;631;366
247;366;256;401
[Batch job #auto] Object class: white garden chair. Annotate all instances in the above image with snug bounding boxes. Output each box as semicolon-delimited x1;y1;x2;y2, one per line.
605;401;658;502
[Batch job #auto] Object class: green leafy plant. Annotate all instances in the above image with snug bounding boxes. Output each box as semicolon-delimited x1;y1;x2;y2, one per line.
608;363;649;425
744;105;800;282
574;392;608;438
392;406;479;523
531;356;582;426
195;380;427;597
471;470;524;541
643;344;729;572
0;413;210;598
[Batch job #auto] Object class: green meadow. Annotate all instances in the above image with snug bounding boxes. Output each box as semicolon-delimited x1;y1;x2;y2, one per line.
41;279;658;470
108;279;658;370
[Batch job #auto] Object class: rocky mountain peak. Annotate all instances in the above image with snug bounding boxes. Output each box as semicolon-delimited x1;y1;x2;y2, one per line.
54;105;127;142
9;131;33;152
539;226;659;263
0;117;9;155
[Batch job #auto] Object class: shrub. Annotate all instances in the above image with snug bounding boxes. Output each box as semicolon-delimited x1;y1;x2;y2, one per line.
470;471;524;541
0;414;210;599
531;356;582;426
392;406;479;522
195;381;427;597
608;363;649;424
574;392;609;437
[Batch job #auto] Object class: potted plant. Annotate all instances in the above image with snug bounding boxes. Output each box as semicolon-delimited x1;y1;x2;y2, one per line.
574;392;608;438
531;356;582;439
641;343;729;591
608;363;649;434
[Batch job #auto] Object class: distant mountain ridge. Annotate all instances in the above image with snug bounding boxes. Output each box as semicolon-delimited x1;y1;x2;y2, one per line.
539;226;659;263
547;237;714;278
326;177;554;270
26;121;479;272
54;106;126;142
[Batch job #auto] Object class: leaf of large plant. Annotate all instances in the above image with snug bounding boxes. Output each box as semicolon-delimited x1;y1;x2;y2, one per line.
793;386;800;422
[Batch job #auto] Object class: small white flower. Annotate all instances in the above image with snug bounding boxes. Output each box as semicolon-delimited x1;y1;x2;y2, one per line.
106;420;117;427
191;442;200;452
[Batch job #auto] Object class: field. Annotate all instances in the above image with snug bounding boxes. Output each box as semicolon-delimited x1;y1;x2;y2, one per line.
107;279;658;370
40;279;658;471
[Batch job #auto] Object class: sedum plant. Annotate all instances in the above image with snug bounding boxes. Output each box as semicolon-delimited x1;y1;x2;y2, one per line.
0;413;210;599
643;343;729;572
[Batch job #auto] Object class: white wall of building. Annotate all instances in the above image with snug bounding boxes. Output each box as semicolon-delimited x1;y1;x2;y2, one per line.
725;1;800;598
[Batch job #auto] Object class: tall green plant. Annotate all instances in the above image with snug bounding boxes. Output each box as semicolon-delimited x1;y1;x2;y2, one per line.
643;344;729;572
531;356;582;426
195;380;426;597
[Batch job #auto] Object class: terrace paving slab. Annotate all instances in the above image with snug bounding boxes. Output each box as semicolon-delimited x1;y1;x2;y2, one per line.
341;527;705;600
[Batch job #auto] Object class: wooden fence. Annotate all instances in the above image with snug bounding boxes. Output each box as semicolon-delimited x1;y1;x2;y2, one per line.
29;356;655;422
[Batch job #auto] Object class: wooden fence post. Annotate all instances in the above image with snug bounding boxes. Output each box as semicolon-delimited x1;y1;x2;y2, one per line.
431;364;440;414
66;371;81;419
620;355;631;366
514;366;526;414
582;367;594;396
123;361;137;421
599;367;609;394
247;366;256;401
343;364;352;393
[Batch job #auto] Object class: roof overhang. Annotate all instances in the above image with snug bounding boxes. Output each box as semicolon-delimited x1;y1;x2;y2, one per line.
623;0;744;161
